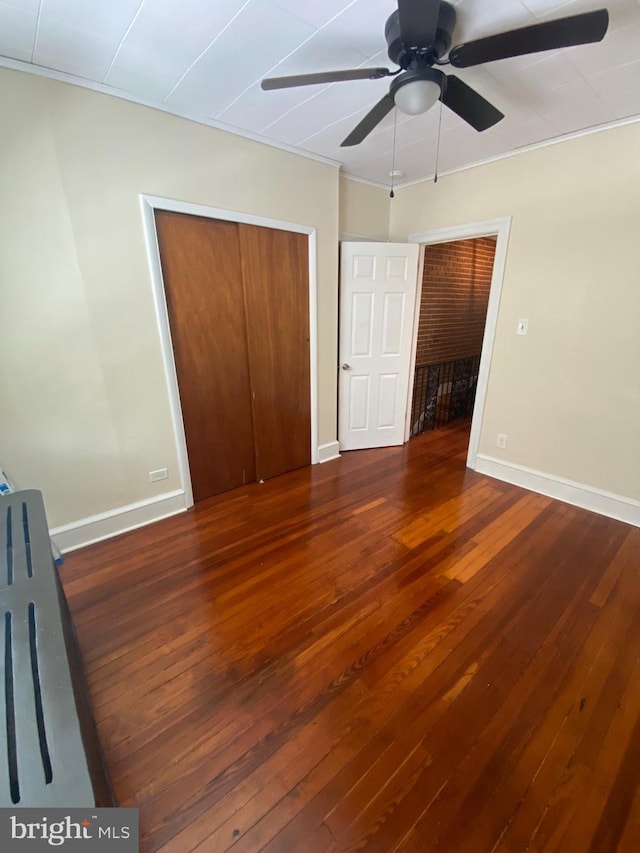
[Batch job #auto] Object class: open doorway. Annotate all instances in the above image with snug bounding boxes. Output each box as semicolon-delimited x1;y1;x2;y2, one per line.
409;236;497;438
406;217;512;470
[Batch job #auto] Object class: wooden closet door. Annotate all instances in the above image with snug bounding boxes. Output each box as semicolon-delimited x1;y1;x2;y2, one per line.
239;224;311;480
155;211;256;501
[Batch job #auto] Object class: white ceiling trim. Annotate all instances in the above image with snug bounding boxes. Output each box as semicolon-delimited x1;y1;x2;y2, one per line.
3;51;638;195
1;0;638;186
344;111;640;192
338;170;390;190
0;54;342;171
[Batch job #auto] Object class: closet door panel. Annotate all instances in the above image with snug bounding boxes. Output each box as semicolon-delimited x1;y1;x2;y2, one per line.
155;212;256;500
239;224;311;480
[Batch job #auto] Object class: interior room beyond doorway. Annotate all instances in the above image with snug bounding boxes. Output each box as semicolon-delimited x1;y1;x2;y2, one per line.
410;236;497;440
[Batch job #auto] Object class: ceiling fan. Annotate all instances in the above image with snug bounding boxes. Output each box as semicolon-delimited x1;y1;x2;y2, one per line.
261;0;609;147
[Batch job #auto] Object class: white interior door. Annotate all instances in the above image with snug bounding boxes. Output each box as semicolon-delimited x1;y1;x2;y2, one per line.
339;242;420;451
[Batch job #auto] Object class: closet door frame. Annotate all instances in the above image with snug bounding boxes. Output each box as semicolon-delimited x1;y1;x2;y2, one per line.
140;194;318;509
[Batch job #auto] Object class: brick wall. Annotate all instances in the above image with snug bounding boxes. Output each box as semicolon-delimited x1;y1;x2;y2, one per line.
416;236;496;365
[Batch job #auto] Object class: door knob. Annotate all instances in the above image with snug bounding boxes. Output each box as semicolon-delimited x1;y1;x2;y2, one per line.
341;363;352;370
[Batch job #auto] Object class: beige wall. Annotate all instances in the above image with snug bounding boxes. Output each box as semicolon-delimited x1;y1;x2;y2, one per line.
0;68;339;528
3;63;637;533
339;176;390;241
390;121;640;502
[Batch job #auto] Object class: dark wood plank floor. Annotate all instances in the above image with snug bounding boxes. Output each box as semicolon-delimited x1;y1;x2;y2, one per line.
61;421;640;852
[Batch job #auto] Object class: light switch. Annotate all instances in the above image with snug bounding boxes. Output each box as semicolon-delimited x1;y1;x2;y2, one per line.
517;319;529;336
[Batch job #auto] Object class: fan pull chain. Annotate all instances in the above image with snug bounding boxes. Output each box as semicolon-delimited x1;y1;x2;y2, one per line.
434;98;443;184
390;108;398;199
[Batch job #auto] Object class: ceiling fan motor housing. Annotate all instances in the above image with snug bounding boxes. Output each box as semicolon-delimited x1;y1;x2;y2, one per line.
261;2;609;147
385;2;457;67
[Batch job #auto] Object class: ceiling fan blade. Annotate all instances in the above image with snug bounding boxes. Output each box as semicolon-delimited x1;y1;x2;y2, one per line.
341;94;395;147
261;67;391;90
449;9;609;68
441;75;504;131
398;0;441;47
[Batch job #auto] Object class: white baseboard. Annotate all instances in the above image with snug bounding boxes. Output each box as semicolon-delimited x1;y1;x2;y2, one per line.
318;441;341;464
50;489;187;553
474;455;640;528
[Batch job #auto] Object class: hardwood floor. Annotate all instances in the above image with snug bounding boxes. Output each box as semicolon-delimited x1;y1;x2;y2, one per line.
60;421;640;852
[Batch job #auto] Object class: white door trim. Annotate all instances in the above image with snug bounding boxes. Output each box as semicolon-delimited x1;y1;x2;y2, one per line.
140;194;319;509
408;217;512;469
404;245;426;442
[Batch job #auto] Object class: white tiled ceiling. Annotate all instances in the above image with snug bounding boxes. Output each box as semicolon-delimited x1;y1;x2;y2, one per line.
1;0;639;185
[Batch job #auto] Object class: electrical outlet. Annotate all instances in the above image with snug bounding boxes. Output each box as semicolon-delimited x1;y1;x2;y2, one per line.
149;468;168;482
496;434;508;449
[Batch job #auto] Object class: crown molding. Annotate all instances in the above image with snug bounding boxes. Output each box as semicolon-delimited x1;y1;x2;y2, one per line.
339;171;390;190
3;54;637;194
392;113;640;191
338;113;640;191
0;56;341;171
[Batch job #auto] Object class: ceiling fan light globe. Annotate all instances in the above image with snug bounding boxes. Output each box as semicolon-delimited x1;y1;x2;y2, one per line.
394;79;441;115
